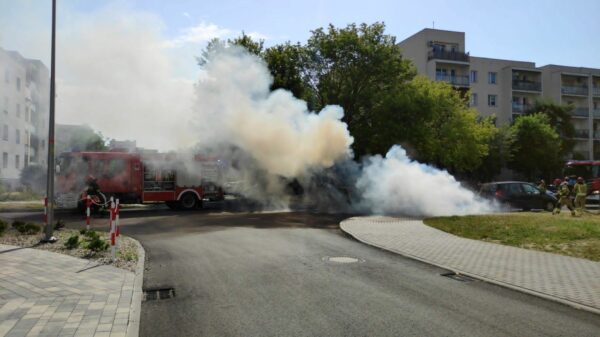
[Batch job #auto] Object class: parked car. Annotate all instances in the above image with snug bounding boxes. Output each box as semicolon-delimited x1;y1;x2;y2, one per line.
479;181;557;211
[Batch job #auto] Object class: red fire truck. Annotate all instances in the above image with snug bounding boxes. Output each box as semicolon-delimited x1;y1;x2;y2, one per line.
55;151;224;210
563;160;600;193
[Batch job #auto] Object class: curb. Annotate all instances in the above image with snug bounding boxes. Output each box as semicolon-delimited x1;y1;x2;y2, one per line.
339;219;600;317
126;237;145;337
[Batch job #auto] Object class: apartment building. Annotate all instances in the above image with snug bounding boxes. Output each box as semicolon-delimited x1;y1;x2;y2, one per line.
0;48;49;188
398;28;600;159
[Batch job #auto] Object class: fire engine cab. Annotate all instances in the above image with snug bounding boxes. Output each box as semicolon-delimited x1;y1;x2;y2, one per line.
55;151;224;210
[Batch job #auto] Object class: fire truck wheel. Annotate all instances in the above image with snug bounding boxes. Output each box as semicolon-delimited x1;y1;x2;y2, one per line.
180;193;198;210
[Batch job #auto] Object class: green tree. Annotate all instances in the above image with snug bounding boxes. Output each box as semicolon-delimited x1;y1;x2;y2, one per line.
508;113;563;180
524;100;575;157
472;125;514;182
303;23;415;157
229;32;264;55
263;42;313;103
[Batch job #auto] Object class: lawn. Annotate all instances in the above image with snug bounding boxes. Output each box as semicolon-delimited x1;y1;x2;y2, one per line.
424;212;600;262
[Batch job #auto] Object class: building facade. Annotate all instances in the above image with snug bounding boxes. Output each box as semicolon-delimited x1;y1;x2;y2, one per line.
0;48;49;188
399;28;600;159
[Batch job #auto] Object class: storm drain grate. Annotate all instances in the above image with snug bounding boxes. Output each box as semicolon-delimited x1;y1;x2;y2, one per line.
440;272;476;282
143;287;175;301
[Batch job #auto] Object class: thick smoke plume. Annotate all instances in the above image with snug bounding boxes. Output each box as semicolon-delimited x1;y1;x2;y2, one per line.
356;146;493;216
193;47;492;216
193;46;354;178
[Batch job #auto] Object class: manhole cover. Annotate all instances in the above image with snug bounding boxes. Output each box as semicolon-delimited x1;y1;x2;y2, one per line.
143;287;175;301
322;256;364;263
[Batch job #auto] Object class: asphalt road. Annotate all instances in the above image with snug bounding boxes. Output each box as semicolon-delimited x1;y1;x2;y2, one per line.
3;208;600;336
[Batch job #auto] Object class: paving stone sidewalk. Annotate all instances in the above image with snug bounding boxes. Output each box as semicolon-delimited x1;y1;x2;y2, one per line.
0;244;136;337
341;216;600;314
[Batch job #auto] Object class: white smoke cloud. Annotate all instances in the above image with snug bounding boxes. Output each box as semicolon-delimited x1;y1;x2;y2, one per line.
356;146;493;217
193;46;354;178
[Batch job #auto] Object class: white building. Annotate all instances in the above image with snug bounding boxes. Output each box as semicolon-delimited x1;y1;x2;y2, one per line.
0;48;49;188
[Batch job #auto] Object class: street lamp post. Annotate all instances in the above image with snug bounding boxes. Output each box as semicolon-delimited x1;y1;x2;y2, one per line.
43;0;57;242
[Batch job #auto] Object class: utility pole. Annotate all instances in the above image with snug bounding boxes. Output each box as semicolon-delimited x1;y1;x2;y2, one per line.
43;0;57;243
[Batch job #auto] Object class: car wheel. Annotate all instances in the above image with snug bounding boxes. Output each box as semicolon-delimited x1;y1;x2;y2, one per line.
545;201;555;212
179;193;198;210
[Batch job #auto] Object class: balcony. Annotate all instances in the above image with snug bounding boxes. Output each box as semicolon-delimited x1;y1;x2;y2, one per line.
594;87;600;97
574;129;589;139
595;131;600;140
594;109;600;118
435;74;470;87
428;50;470;63
561;85;588;96
571;107;589;117
512;79;541;92
512;102;532;113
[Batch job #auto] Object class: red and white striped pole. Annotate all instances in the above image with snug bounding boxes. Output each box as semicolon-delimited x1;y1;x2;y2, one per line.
109;197;116;261
85;195;91;230
43;197;48;226
115;199;121;249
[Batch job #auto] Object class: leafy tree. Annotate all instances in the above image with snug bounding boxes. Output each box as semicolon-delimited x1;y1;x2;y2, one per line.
524;100;575;157
56;125;107;154
472;125;514;182
229;32;264;56
263;42;313;103
508;113;563;180
304;22;415;150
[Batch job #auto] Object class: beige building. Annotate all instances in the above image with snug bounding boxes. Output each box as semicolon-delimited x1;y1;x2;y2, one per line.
0;48;49;188
399;28;600;159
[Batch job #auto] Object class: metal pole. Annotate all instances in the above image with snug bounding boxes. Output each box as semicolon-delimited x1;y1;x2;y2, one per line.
43;0;57;242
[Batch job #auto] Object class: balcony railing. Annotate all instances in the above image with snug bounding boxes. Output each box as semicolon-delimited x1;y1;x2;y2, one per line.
593;109;600;118
571;107;589;117
512;80;541;92
593;87;600;96
512;102;532;113
595;131;600;140
561;85;588;96
574;129;589;139
435;74;470;87
428;50;470;62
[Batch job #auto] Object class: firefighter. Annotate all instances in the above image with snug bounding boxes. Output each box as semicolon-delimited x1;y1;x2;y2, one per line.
574;176;587;216
85;175;100;198
553;180;576;216
537;179;546;194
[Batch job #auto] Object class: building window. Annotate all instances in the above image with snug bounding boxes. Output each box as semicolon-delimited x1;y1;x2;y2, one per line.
2;152;8;169
488;72;497;84
2;125;7;141
24;154;28;168
488;94;497;107
470;70;478;83
15;155;20;169
16;129;20;144
25;107;29;122
16;77;21;91
470;93;478;107
16;103;20;118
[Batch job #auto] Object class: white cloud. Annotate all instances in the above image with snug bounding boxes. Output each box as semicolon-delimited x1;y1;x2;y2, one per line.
246;31;269;41
165;22;231;48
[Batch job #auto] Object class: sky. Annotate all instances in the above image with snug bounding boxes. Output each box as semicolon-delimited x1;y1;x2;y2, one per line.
0;0;599;150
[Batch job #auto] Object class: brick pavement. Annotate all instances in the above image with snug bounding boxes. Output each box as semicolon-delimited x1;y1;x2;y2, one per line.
340;216;600;314
0;244;136;337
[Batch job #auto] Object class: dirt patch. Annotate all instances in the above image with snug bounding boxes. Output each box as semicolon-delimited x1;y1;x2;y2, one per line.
0;227;139;272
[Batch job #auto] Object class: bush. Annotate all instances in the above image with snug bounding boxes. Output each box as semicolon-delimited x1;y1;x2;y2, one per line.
64;235;80;250
12;221;41;235
54;220;65;231
79;228;88;235
83;230;109;252
0;219;7;236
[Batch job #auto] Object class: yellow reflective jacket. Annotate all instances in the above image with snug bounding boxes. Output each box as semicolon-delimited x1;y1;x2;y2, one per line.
574;182;587;197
